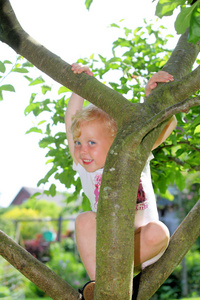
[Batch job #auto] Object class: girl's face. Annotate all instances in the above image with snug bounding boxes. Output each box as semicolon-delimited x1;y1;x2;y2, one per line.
74;119;114;172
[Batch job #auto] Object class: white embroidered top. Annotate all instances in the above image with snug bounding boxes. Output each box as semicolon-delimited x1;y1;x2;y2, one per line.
73;154;159;229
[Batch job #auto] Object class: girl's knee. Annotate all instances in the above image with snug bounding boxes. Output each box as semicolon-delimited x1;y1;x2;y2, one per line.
144;221;170;249
75;211;96;232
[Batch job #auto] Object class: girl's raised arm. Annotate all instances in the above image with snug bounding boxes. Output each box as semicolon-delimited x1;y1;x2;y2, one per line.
65;92;84;164
152;115;177;150
65;63;94;163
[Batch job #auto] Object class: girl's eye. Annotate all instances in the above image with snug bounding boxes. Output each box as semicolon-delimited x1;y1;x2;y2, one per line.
89;141;95;145
74;140;81;146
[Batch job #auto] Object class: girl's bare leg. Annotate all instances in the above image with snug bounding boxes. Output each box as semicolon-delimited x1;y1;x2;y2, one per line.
75;211;97;280
75;212;169;279
134;221;170;270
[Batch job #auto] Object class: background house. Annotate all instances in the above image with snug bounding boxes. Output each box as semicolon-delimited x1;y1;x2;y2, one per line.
10;186;67;207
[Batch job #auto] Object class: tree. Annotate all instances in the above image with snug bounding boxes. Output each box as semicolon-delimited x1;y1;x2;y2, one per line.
0;0;200;299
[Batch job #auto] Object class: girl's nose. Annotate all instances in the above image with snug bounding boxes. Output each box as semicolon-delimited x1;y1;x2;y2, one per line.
80;145;87;155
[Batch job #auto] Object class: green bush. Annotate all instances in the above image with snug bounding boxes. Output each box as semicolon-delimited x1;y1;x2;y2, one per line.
0;286;10;297
24;240;88;298
24;281;46;298
0;257;25;299
154;248;200;299
153;269;182;300
186;248;200;297
46;241;89;289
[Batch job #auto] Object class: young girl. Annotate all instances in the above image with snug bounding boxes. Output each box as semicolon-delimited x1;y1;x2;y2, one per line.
65;63;176;299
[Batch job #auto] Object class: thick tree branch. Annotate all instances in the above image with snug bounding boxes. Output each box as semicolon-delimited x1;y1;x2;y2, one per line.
1;0;199;132
145;66;200;116
162;28;200;79
145;29;200;113
0;0;135;128
0;231;81;300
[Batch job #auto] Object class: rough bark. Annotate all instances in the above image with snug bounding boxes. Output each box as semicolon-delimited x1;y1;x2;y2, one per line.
0;0;200;299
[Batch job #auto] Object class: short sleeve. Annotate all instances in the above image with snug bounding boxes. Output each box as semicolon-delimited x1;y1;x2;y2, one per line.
72;161;78;171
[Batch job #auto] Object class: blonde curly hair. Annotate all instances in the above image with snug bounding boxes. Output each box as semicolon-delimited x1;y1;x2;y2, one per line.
71;104;117;139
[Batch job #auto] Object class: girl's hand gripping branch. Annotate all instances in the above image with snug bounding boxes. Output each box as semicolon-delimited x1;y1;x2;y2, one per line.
145;71;177;149
145;71;174;96
71;63;94;76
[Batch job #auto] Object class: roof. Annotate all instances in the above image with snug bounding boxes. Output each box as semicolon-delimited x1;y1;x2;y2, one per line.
10;186;67;207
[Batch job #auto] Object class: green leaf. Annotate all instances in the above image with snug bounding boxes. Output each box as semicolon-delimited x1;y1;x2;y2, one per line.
175;171;186;190
156;0;185;18
3;60;12;64
110;23;120;28
41;85;51;95
12;67;29;73
189;115;200;128
175;6;195;34
134;27;143;34
24;75;33;82
38;120;46;126
82;193;91;211
25;127;43;134
29;76;45;86
49;184;56;197
45;123;51;135
39;136;55;148
55;169;72;187
24;102;39;115
0;61;6;73
194;124;200;134
37;166;58;186
85;0;93;10
29;93;37;103
0;84;15;92
22;61;33;68
0;91;3;101
188;7;200;43
58;86;70;95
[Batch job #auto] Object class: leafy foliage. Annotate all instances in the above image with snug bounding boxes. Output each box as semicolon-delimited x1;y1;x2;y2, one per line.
0;198;62;240
1;22;200;210
156;0;200;43
154;247;200;299
0;257;25;299
46;242;88;289
84;0;200;43
77;21;200;197
0;59;15;100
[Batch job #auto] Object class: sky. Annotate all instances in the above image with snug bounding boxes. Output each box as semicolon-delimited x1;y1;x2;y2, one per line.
0;0;178;207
